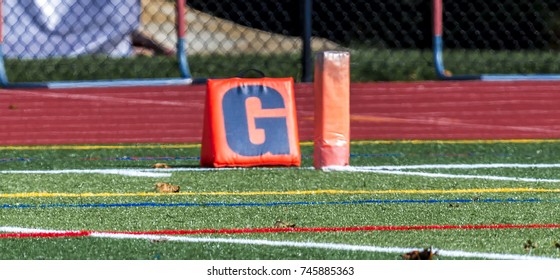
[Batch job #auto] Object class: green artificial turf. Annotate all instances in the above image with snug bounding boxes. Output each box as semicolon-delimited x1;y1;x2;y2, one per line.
1;141;560;260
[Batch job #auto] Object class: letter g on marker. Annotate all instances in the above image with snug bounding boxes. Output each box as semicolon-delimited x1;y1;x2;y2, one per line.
200;77;301;167
222;85;290;156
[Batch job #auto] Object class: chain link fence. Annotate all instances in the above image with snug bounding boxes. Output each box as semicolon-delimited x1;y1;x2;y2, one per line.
442;0;560;50
2;0;560;83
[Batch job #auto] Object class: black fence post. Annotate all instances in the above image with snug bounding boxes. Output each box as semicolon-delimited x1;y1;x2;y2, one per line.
301;0;313;82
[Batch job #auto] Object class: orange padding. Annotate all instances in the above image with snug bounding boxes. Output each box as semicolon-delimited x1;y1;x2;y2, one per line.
313;51;350;169
201;77;301;167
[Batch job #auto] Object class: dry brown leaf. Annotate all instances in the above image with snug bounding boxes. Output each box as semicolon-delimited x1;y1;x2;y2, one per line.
155;182;180;193
150;238;169;243
402;247;437;260
524;240;537;250
152;163;171;169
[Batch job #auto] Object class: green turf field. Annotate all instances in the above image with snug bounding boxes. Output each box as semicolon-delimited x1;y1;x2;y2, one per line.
1;140;560;260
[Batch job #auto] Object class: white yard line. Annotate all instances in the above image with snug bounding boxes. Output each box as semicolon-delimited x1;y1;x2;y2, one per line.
0;226;555;260
352;163;560;170
3;163;560;182
358;169;560;183
324;163;560;182
0;169;171;178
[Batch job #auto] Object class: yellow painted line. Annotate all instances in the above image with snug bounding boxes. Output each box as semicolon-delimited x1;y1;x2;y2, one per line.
2;188;560;199
350;139;560;145
0;144;201;150
1;139;557;150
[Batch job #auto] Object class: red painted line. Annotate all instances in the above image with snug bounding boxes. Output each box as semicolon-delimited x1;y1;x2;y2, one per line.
124;223;560;235
0;231;90;239
2;223;559;239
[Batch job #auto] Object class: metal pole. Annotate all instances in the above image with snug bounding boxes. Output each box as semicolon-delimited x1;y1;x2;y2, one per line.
177;0;192;79
300;0;313;82
0;0;10;86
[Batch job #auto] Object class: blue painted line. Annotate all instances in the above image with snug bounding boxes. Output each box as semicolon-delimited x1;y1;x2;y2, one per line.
350;153;404;158
81;156;201;161
0;198;547;210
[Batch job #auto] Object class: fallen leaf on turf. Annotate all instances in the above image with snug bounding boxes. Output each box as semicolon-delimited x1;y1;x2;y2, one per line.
402;247;437;260
152;163;171;169
274;220;296;228
150;238;169;243
155;182;180;193
524;240;537;250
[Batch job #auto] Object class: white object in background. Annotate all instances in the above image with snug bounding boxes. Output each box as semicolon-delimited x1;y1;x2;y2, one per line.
3;0;140;58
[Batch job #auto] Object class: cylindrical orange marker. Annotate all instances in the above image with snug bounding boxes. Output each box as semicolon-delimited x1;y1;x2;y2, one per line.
314;51;350;169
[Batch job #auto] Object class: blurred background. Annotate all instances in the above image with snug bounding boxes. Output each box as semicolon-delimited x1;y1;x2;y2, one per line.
3;0;560;83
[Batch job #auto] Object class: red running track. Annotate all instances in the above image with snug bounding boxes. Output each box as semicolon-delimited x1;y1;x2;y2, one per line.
1;81;560;145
